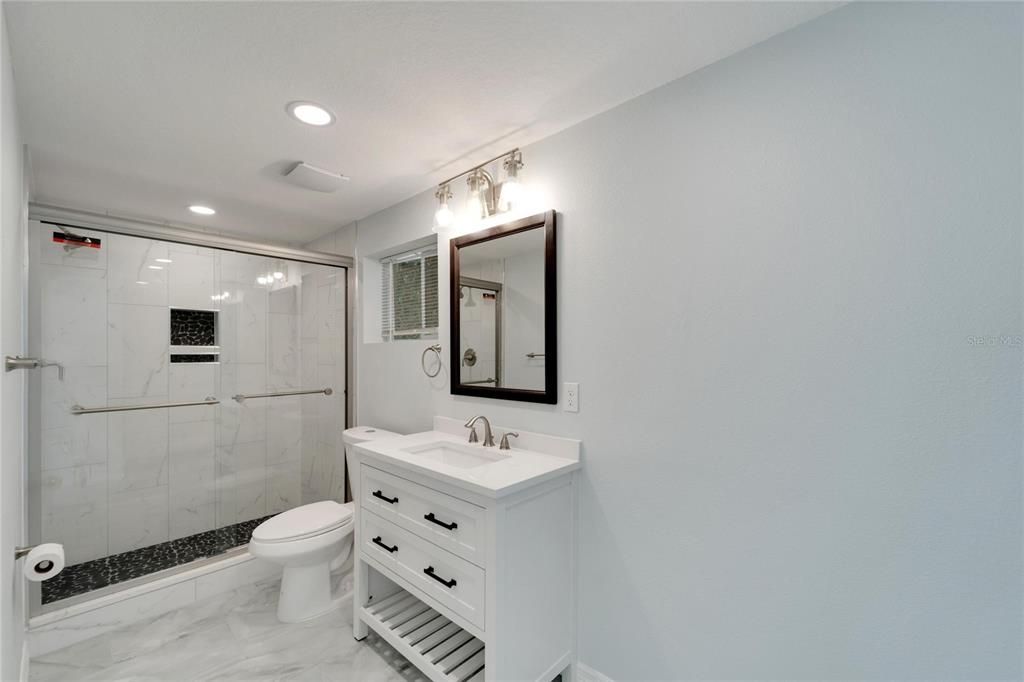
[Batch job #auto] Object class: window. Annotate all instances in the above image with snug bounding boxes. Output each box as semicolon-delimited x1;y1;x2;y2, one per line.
380;245;438;341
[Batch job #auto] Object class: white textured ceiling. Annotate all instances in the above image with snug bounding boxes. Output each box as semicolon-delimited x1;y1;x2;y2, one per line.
5;2;836;246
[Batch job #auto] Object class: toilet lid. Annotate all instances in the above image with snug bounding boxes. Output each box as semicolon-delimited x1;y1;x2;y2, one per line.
251;501;353;543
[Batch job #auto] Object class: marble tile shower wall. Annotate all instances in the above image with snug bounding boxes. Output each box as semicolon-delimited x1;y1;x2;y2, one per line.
29;224;346;566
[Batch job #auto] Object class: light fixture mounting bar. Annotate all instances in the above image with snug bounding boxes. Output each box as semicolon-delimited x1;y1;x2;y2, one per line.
436;148;520;189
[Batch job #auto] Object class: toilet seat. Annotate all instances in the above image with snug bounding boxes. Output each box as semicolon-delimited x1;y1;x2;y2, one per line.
252;501;353;544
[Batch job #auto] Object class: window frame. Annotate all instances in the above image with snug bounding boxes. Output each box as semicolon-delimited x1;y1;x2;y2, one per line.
380;245;439;342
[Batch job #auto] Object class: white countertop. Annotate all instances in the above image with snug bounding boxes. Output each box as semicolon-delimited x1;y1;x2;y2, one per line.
353;419;581;499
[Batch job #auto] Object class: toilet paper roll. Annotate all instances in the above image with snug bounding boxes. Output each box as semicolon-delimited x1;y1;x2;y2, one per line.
23;543;65;582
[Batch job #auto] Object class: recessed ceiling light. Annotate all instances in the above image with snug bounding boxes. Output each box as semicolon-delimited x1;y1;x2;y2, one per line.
155;258;173;264
136;281;148;285
286;101;335;127
189;205;216;216
148;265;163;270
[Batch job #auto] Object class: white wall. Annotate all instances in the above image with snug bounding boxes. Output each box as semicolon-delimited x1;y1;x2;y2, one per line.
0;8;28;679
315;3;1022;678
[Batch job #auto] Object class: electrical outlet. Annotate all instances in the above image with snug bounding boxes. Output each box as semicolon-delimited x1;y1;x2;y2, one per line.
564;382;579;412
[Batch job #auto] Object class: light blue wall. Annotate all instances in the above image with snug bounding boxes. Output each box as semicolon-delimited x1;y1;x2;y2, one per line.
331;3;1023;678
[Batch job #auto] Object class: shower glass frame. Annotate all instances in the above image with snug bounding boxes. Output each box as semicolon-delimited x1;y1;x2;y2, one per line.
25;204;355;615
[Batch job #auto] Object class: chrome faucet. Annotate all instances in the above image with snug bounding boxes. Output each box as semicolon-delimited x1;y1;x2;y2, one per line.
464;415;495;447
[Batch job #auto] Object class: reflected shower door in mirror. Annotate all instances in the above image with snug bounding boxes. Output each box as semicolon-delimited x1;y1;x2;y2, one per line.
450;211;556;403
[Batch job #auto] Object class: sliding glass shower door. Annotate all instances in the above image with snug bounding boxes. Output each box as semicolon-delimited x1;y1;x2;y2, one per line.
26;222;347;610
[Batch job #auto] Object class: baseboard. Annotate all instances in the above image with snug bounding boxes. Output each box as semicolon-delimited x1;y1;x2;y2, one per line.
577;662;615;682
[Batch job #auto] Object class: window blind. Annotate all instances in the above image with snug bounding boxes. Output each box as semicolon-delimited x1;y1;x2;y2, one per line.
380;246;439;341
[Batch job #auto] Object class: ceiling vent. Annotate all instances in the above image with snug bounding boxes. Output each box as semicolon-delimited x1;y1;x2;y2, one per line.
283;162;349;193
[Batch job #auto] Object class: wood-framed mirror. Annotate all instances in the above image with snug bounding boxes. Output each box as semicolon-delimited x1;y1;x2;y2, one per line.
450;210;556;404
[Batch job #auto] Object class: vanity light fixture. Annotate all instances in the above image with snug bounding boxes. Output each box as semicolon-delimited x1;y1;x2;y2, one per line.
272;271;285;280
498;150;523;211
465;169;492;221
433;184;454;233
286;101;335;127
431;148;524;227
189;205;216;216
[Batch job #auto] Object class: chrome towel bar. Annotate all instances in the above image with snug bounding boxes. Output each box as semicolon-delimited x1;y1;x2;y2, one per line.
525;352;545;358
232;387;333;403
71;397;219;415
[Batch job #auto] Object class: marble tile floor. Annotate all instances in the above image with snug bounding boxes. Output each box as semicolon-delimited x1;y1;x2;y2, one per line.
30;576;428;682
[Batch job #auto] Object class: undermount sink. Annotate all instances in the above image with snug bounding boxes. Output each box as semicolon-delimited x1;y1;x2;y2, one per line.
400;440;509;469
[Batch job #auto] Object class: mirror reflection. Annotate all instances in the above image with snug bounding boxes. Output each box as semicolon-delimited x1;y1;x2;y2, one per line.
457;226;546;392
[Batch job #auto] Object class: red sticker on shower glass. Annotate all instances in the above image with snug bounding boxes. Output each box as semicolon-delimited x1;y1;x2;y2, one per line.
52;232;101;249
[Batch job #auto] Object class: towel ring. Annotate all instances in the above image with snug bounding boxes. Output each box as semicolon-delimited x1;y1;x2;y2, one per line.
421;344;442;378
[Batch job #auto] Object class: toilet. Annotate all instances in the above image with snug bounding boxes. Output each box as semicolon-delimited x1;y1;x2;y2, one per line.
248;426;399;623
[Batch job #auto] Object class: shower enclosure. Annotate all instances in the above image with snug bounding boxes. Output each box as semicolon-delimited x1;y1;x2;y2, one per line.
25;214;350;612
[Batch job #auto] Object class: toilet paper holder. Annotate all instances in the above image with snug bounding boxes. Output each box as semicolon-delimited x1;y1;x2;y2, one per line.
15;544;52;570
14;545;36;560
15;543;64;582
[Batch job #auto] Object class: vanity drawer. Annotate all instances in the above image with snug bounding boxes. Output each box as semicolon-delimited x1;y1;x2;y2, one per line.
361;465;487;567
361;511;485;631
361;511;401;567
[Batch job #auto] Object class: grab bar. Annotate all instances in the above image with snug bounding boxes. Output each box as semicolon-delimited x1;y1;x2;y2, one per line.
71;397;219;415
232;387;333;403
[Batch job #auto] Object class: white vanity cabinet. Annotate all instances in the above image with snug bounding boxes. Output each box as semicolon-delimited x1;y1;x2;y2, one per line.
351;418;580;682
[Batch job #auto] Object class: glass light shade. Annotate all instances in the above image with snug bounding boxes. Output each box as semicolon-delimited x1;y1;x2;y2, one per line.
466;191;484;221
498;178;522;211
433;204;454;233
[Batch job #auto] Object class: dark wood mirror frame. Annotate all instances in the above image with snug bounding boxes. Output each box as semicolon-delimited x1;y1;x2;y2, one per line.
449;210;557;404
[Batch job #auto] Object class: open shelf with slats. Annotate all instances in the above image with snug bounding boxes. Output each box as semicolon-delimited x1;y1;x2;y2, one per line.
361;587;486;682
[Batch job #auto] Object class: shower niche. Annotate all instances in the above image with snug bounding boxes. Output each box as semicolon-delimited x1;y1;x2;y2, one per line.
170;307;219;363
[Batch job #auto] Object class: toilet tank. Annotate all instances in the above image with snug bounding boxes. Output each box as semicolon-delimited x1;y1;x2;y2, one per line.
342;427;401;501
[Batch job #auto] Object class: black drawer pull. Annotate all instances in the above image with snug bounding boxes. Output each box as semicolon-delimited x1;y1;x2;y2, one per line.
371;536;398;553
424;512;458;531
424;566;457;589
372;490;398;504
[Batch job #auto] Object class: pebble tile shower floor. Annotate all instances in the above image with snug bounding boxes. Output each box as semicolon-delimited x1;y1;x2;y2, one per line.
43;516;273;604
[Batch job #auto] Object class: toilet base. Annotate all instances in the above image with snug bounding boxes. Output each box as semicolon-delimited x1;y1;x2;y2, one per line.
278;562;337;623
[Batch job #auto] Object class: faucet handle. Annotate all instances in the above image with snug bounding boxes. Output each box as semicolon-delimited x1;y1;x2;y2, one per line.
499;432;519;450
467;425;479;444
